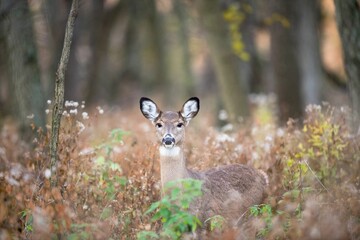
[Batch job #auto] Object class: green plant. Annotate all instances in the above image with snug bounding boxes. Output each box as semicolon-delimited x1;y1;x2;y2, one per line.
205;215;226;232
283;106;349;192
94;128;129;200
137;179;203;240
300;111;347;181
19;209;33;235
250;204;273;237
269;105;355;238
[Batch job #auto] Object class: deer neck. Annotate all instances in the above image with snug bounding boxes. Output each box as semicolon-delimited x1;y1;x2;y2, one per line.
159;145;189;191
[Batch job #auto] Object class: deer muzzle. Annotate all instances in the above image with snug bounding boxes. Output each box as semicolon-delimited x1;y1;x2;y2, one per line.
162;134;175;148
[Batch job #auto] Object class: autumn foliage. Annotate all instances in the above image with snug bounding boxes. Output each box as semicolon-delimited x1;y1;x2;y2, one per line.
0;98;359;239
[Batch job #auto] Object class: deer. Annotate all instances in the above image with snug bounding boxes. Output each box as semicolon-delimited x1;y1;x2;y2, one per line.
139;97;268;228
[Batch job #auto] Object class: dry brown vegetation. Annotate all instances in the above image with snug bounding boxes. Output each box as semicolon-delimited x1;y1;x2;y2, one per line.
0;98;359;239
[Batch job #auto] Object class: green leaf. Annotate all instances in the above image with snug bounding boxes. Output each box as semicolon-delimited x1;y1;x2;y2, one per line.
137;231;159;240
67;233;80;240
300;162;308;174
95;156;105;165
171;188;181;199
250;205;260;216
109;162;121;171
145;202;160;215
110;128;130;142
116;176;127;186
261;204;272;215
143;179;203;239
207;215;225;231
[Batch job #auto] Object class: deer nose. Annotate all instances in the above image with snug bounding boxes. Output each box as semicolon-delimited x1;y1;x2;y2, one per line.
162;134;175;148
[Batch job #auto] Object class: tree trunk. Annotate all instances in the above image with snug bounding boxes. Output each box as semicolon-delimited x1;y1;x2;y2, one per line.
234;0;260;93
84;0;105;104
50;0;79;187
144;0;172;102
1;0;45;132
195;0;250;123
270;0;302;124
157;0;195;105
63;1;88;101
112;0;170;104
172;0;195;100
86;1;124;104
334;0;360;132
298;0;322;105
0;10;10;122
42;1;71;101
114;0;143;95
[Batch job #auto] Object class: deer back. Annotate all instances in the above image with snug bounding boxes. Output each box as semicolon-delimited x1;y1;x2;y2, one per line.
190;164;267;226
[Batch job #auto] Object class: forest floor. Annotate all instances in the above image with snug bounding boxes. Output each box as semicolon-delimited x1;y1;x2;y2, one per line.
0;98;359;239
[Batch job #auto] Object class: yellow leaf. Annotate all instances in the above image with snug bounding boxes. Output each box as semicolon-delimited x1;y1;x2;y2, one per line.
298;143;303;150
303;125;307;132
240;52;250;61
287;158;294;167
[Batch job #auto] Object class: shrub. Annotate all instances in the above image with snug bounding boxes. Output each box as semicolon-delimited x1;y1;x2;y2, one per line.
138;179;203;240
0;100;358;239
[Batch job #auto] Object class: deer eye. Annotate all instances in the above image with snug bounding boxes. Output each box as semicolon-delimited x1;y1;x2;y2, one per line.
177;123;184;128
155;123;163;128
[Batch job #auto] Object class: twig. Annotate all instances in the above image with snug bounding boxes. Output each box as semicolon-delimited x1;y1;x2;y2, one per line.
235;208;250;226
303;159;330;194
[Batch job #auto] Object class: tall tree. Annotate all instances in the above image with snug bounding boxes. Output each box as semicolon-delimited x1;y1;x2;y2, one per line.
269;0;302;124
229;0;260;93
195;0;250;123
1;0;45;131
42;1;71;100
162;0;195;105
50;0;79;186
173;0;195;99
85;0;125;104
0;9;10;121
334;0;360;132
298;0;322;106
119;0;166;95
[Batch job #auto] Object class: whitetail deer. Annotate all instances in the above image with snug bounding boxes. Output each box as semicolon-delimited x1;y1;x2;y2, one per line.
140;97;268;227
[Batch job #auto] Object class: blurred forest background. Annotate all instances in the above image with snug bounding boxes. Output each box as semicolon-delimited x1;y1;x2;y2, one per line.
1;1;360;239
0;0;353;131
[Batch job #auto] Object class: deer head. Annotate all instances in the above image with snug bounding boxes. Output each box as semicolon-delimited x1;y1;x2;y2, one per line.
140;97;200;148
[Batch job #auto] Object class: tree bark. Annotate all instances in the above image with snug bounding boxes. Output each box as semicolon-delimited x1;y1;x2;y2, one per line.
195;0;250;123
1;0;45;132
334;0;360;132
50;0;79;187
270;0;302;124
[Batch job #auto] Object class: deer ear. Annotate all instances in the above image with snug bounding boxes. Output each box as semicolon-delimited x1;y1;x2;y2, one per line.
180;97;200;122
140;97;161;122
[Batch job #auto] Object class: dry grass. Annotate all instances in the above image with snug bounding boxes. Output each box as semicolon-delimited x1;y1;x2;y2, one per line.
0;99;359;239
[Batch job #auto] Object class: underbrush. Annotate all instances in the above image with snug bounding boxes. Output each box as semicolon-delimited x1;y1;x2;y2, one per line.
0;101;359;239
